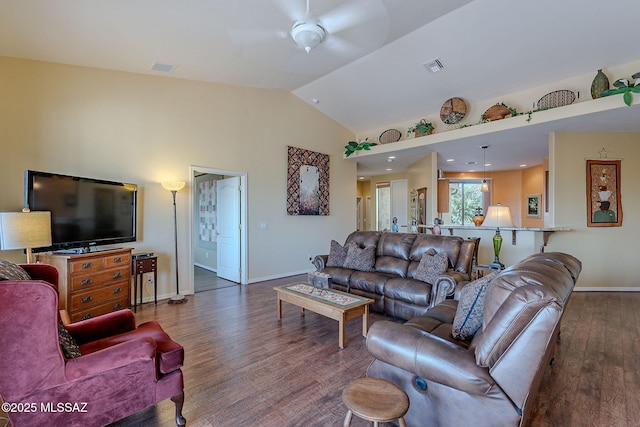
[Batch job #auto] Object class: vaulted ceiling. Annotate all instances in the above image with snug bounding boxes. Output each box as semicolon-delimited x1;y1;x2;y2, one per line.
1;0;639;175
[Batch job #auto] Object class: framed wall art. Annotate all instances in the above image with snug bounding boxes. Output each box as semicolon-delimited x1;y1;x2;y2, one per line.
586;159;622;227
526;194;541;218
287;146;330;216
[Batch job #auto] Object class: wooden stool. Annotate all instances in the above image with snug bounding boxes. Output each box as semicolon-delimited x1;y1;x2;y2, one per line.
342;377;409;427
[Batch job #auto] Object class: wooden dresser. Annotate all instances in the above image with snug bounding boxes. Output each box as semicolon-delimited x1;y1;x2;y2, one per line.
37;248;132;323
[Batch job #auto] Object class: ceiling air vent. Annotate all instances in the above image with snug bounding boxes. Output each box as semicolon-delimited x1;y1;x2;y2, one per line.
422;58;444;73
151;62;177;73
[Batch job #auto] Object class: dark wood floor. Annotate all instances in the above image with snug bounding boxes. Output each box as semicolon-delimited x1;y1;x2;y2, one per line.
111;277;640;427
193;266;238;293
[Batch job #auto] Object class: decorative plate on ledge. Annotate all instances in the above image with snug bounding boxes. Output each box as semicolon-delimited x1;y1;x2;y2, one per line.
536;89;578;110
440;97;467;124
378;129;402;144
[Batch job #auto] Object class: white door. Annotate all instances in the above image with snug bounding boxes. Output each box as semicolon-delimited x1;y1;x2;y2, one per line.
216;176;241;282
391;179;408;230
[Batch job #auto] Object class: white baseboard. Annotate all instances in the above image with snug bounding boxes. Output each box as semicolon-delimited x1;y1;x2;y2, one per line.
247;269;313;285
574;286;640;292
194;263;216;272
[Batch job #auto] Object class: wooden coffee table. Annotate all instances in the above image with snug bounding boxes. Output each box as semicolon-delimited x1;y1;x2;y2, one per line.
274;283;374;349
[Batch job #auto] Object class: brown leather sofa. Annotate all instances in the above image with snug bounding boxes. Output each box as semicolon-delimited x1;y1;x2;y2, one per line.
313;231;477;320
365;252;581;427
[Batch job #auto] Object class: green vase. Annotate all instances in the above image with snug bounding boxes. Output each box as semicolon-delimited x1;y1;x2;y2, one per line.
591;69;610;99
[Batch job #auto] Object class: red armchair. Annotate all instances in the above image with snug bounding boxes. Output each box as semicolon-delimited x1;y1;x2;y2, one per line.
0;264;186;427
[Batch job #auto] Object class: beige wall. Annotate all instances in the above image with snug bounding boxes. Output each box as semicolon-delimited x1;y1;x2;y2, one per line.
0;56;356;296
550;132;640;289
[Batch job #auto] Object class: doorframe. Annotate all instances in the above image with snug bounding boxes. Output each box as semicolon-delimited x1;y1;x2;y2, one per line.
188;166;248;288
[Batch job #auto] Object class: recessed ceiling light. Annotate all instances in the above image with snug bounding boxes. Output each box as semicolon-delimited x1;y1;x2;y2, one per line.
386;168;392;171
520;164;527;167
484;163;491;167
311;98;320;104
388;156;396;159
466;161;476;165
358;177;365;180
446;158;455;162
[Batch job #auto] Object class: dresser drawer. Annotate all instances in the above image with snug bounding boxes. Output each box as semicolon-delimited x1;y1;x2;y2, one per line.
69;266;129;291
70;296;129;323
70;282;128;311
105;253;131;269
68;257;106;274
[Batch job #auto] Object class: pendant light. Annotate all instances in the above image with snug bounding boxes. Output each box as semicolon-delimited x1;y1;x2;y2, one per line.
481;145;489;192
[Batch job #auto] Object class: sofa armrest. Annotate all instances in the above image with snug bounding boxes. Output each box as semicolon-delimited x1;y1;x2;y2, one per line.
366;321;495;395
65;309;137;344
65;337;156;380
313;255;328;271
431;271;469;306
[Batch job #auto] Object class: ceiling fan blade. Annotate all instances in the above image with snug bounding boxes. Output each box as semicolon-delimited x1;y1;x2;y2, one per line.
319;0;388;35
227;28;288;46
323;34;361;57
272;0;307;22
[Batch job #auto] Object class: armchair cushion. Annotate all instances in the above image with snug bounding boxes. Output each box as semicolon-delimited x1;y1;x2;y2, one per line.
414;250;447;284
452;272;497;340
0;259;31;280
58;323;81;358
343;243;375;272
327;239;348;267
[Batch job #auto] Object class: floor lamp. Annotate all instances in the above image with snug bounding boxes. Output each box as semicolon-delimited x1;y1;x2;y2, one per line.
162;181;188;304
482;204;514;269
0;209;52;263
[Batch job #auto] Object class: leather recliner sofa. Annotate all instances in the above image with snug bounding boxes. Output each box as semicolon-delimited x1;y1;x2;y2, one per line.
365;252;582;427
314;231;477;320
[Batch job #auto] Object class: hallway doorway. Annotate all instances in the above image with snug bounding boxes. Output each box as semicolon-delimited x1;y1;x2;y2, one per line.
189;166;248;292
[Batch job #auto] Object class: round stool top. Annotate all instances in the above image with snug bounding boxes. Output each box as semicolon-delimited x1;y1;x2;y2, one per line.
342;377;409;422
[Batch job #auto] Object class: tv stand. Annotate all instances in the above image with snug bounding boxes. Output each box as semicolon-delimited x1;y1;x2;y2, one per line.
37;248;132;323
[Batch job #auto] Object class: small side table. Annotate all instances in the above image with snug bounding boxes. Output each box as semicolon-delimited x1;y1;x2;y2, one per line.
474;264;505;280
132;256;157;312
342;377;409;427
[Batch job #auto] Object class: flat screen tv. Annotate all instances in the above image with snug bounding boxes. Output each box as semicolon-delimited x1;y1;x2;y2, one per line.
24;170;138;253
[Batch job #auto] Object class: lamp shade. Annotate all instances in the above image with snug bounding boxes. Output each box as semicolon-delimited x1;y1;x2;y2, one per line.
482;204;514;228
161;181;186;192
0;211;52;250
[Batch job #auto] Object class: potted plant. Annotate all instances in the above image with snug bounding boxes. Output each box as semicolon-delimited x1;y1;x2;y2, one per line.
601;72;640;106
344;137;377;157
408;119;435;137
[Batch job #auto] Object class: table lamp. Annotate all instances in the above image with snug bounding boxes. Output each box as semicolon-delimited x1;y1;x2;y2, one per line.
0;209;52;263
482;204;514;269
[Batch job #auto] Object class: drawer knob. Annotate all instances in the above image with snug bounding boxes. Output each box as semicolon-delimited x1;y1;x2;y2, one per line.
113;271;122;279
81;262;93;269
81;296;93;304
113;303;122;310
81;278;93;286
82;313;93;321
112;287;122;294
114;257;122;263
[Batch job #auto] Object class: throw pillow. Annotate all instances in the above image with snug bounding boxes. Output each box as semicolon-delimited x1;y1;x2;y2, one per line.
414;251;448;284
343;243;376;272
58;323;81;359
452;272;498;340
0;259;31;281
326;240;348;267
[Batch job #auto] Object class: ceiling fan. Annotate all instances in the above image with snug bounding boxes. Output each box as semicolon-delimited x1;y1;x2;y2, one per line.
290;0;326;53
227;0;389;60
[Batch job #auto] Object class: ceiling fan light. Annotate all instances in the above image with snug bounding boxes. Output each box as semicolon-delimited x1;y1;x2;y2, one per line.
291;22;325;53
